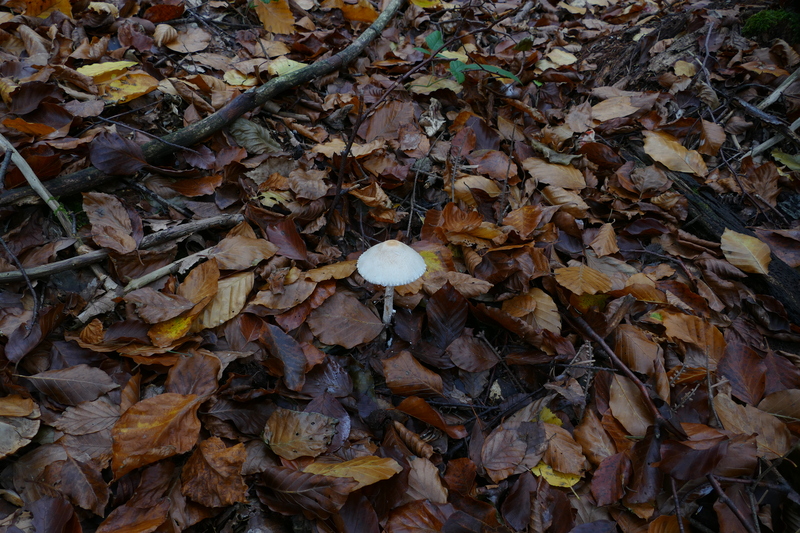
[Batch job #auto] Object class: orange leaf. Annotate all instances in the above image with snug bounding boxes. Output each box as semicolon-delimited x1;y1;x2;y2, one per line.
254;0;295;34
111;393;202;479
554;265;612;295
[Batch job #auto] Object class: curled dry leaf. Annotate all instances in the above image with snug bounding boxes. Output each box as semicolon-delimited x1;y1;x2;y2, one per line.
153;24;177;47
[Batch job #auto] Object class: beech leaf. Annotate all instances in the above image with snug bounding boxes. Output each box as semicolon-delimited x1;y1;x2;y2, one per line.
720;228;771;275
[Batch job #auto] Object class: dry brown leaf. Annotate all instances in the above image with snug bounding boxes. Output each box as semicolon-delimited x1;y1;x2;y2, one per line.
191;272;254;332
589;223;619;257
591;96;639;122
720;229;771;275
305;260;357;282
263;408;338;460
714;394;792;460
643;131;707;177
383;351;443;397
181;437;248;507
609;374;654;437
111;393;202;479
554;265;613;295
404;457;448;504
306;291;383;349
661;312;726;371
543;423;586;475
254;0;294;33
165;27;211;53
523;158;586;190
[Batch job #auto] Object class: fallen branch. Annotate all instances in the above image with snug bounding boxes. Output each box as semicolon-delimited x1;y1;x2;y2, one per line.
0;0;406;207
0;214;243;284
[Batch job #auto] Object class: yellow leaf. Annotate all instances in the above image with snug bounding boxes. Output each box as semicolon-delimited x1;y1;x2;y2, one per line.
304;456;403;490
100;72;159;104
26;0;71;18
268;57;307;76
720;228;771;275
77;61;137;82
673;60;696;77
191;272;254;332
538;407;563;426
254;0;295;34
531;461;581;487
410;0;441;7
223;70;257;87
148;313;196;348
643;130;707;177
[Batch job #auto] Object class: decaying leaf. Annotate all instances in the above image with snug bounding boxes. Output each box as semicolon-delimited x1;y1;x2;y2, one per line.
263;408;338;460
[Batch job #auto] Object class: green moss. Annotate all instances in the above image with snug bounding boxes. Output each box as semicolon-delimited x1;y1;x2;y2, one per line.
743;10;800;44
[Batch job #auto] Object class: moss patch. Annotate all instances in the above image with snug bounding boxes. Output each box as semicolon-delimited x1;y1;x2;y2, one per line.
743;9;800;44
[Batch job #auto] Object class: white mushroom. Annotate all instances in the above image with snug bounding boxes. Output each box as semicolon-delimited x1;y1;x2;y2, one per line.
357;240;427;324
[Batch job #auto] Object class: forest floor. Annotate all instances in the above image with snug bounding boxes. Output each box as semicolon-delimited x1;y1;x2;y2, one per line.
1;0;800;531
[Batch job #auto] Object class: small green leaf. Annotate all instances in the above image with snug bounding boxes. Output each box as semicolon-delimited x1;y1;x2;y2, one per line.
425;30;445;52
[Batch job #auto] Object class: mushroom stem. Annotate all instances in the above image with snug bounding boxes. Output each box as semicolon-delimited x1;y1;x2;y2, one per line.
382;286;395;324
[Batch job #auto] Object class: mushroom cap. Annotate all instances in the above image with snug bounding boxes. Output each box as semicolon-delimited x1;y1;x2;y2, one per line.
357;240;427;287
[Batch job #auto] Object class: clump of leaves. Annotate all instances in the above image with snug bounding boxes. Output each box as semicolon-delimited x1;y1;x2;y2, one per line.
743;9;800;43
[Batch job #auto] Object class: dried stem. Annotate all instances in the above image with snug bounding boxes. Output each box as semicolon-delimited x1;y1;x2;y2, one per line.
707;475;758;533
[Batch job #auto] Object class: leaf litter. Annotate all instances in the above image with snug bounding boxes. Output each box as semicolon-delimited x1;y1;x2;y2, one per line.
1;0;800;531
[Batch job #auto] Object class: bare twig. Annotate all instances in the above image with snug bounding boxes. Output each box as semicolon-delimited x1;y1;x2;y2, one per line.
670;477;687;533
0;149;12;190
707;475;758;533
0;234;37;334
567;314;666;430
0;214;244;284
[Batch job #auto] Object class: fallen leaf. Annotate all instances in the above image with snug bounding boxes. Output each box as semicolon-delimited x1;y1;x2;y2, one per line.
643;130;707;177
720;229;771;275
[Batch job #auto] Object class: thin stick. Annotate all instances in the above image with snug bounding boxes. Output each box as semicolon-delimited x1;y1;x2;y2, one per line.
0;214;244;284
0;149;12;190
567;314;665;426
670;477;686;533
707;475;758;533
0;234;37;333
